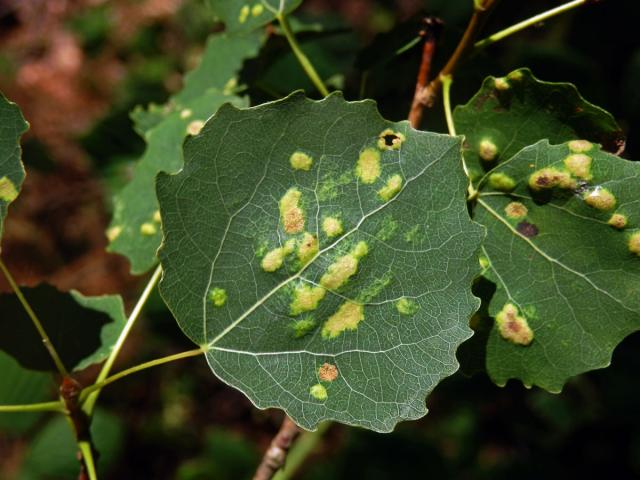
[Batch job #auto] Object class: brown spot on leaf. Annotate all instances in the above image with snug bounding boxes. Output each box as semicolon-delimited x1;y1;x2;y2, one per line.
517;221;538;238
318;363;338;382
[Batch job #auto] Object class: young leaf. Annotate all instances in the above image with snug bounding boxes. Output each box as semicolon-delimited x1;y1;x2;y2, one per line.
108;32;263;274
205;0;302;33
0;285;126;372
157;92;484;432
454;68;625;184
474;140;640;392
0;91;29;241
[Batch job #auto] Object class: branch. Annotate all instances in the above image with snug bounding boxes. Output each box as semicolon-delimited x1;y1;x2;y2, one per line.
408;17;443;128
253;416;301;480
416;0;499;112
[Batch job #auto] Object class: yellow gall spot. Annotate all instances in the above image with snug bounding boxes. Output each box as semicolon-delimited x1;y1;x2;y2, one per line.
583;187;616;211
209;287;227;307
318;363;338;382
320;242;368;290
140;222;157;236
238;5;250;23
322;216;343;238
291;285;326;315
568;140;593;153
309;383;327;400
494;77;510;91
223;77;238;95
261;241;294;273
180;109;192;119
608;213;627;229
279;188;305;234
479;255;490;270
153;210;161;223
290;151;313;171
322;302;364;339
396;297;419;315
106;226;122;242
496;303;534;346
479;139;499;162
564;154;592;180
505;201;528;219
378;174;403;201
297;232;319;265
377;129;405;151
0;176;18;202
488;172;516;191
356;148;381;184
528;168;576;191
187;120;205;136
628;231;640;256
352;241;368;259
251;3;264;16
507;70;524;81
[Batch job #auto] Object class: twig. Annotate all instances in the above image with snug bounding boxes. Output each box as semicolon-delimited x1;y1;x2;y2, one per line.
408;17;443;128
416;0;499;112
0;258;69;377
273;422;331;480
253;416;302;480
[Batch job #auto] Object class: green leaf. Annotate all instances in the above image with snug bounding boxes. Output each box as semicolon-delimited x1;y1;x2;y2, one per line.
0;285;126;372
474;140;640;392
453;68;625;184
108;32;263;274
205;0;302;33
0;91;29;241
157;92;484;431
0;351;52;434
19;409;124;480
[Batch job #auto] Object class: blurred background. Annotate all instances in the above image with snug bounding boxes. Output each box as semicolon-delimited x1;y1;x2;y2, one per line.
0;0;638;478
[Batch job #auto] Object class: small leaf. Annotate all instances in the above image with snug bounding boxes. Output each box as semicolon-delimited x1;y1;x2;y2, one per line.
0;285;126;372
454;68;625;184
157;92;483;431
0;91;29;241
109;32;263;274
205;0;302;33
474;140;640;391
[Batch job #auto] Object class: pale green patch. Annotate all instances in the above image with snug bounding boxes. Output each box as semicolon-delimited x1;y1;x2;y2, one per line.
479;255;490;270
322;216;343;238
378;174;402;201
322;302;364;339
290;284;326;315
357;271;392;303
290;151;313;171
251;3;264;16
310;383;328;401
297;232;319;265
320;241;369;290
495;303;534;346
280;188;305;234
376;215;398;241
140;222;157;236
238;5;250;23
404;225;423;244
0;176;18;202
583;187;616;211
608;213;627;229
479;139;499;162
318;172;351;201
209;287;227;307
396;297;419;315
377;129;405;151
564;153;592;180
356;148;381;184
528;167;575;191
488;172;516;191
261;239;296;272
290;317;317;338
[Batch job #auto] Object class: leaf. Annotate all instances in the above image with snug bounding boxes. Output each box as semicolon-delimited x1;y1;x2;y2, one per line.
0;91;29;241
0;285;126;372
453;68;625;184
473;140;640;392
108;32;263;274
19;409;124;480
205;0;302;33
157;92;484;431
0;351;52;434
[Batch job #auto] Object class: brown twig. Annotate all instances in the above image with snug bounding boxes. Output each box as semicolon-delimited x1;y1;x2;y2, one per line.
253;416;302;480
413;0;500;121
408;17;443;128
60;377;98;480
